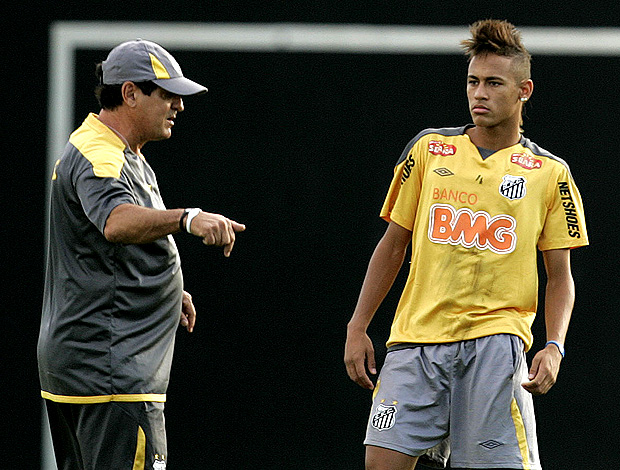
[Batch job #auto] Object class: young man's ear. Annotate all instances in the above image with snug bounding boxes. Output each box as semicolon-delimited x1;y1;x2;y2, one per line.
520;79;534;102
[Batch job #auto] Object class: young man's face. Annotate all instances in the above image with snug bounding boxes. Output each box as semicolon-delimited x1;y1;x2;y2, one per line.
466;53;529;131
134;87;184;143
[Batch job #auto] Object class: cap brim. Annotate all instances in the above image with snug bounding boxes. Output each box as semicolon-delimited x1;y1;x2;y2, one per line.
153;77;208;96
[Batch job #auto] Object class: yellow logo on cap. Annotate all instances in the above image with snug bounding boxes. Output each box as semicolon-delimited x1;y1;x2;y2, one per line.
149;53;170;79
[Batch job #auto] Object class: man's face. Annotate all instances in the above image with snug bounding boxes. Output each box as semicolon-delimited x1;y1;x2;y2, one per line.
466;53;526;130
134;87;184;143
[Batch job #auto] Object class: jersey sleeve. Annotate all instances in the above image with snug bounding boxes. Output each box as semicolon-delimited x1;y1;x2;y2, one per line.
74;152;136;235
537;164;589;251
380;137;425;230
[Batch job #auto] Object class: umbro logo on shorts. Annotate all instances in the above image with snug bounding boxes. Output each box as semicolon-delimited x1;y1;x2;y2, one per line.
371;404;397;431
479;440;504;449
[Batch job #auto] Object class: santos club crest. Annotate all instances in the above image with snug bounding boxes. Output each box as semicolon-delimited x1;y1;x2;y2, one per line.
499;175;527;200
153;457;166;470
371;403;397;431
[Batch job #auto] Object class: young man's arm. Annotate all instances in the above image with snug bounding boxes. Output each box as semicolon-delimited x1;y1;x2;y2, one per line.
344;221;412;390
104;203;245;256
522;248;574;395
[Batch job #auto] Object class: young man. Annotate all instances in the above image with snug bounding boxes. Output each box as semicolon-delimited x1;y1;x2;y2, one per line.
344;20;588;470
38;39;245;469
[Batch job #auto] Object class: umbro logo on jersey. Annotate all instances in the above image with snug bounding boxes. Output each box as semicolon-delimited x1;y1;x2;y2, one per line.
434;168;454;177
429;140;456;156
499;175;527;200
371;403;397;431
511;152;542;170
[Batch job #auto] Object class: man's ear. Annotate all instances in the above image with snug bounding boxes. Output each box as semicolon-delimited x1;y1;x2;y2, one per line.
121;81;139;108
520;79;534;102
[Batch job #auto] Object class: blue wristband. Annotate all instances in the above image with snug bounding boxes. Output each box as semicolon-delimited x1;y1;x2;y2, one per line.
545;340;565;358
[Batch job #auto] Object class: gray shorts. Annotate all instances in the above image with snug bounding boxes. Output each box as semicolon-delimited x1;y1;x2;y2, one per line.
364;334;541;469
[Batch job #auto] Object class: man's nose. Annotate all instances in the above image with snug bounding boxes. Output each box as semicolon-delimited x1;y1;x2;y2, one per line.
173;97;184;112
473;85;488;100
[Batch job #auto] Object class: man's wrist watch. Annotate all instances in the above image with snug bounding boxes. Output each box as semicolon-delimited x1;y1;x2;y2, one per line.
184;208;202;234
179;209;191;231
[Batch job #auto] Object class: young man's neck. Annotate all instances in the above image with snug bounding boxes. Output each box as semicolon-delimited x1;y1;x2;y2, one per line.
467;125;522;151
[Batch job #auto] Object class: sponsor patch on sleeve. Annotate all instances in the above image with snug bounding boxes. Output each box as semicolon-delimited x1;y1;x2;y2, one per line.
558;182;582;238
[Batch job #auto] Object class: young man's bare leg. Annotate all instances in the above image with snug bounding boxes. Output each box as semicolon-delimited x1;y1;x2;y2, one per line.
365;445;419;470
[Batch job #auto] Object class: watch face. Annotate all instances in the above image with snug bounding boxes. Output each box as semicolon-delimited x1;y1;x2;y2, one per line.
185;208;202;234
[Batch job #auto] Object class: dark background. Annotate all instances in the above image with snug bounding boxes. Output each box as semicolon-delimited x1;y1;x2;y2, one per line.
5;1;619;469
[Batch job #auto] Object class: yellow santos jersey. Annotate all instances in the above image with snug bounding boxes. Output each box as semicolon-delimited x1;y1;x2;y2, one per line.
380;126;588;350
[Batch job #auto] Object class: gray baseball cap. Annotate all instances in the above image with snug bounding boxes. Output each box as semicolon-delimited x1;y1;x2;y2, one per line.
102;39;207;96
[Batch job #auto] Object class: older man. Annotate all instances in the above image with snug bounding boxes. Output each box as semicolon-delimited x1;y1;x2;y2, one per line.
38;39;245;469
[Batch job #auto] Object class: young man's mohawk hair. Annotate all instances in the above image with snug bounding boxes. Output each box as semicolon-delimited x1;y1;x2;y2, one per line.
461;19;531;81
461;19;530;60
